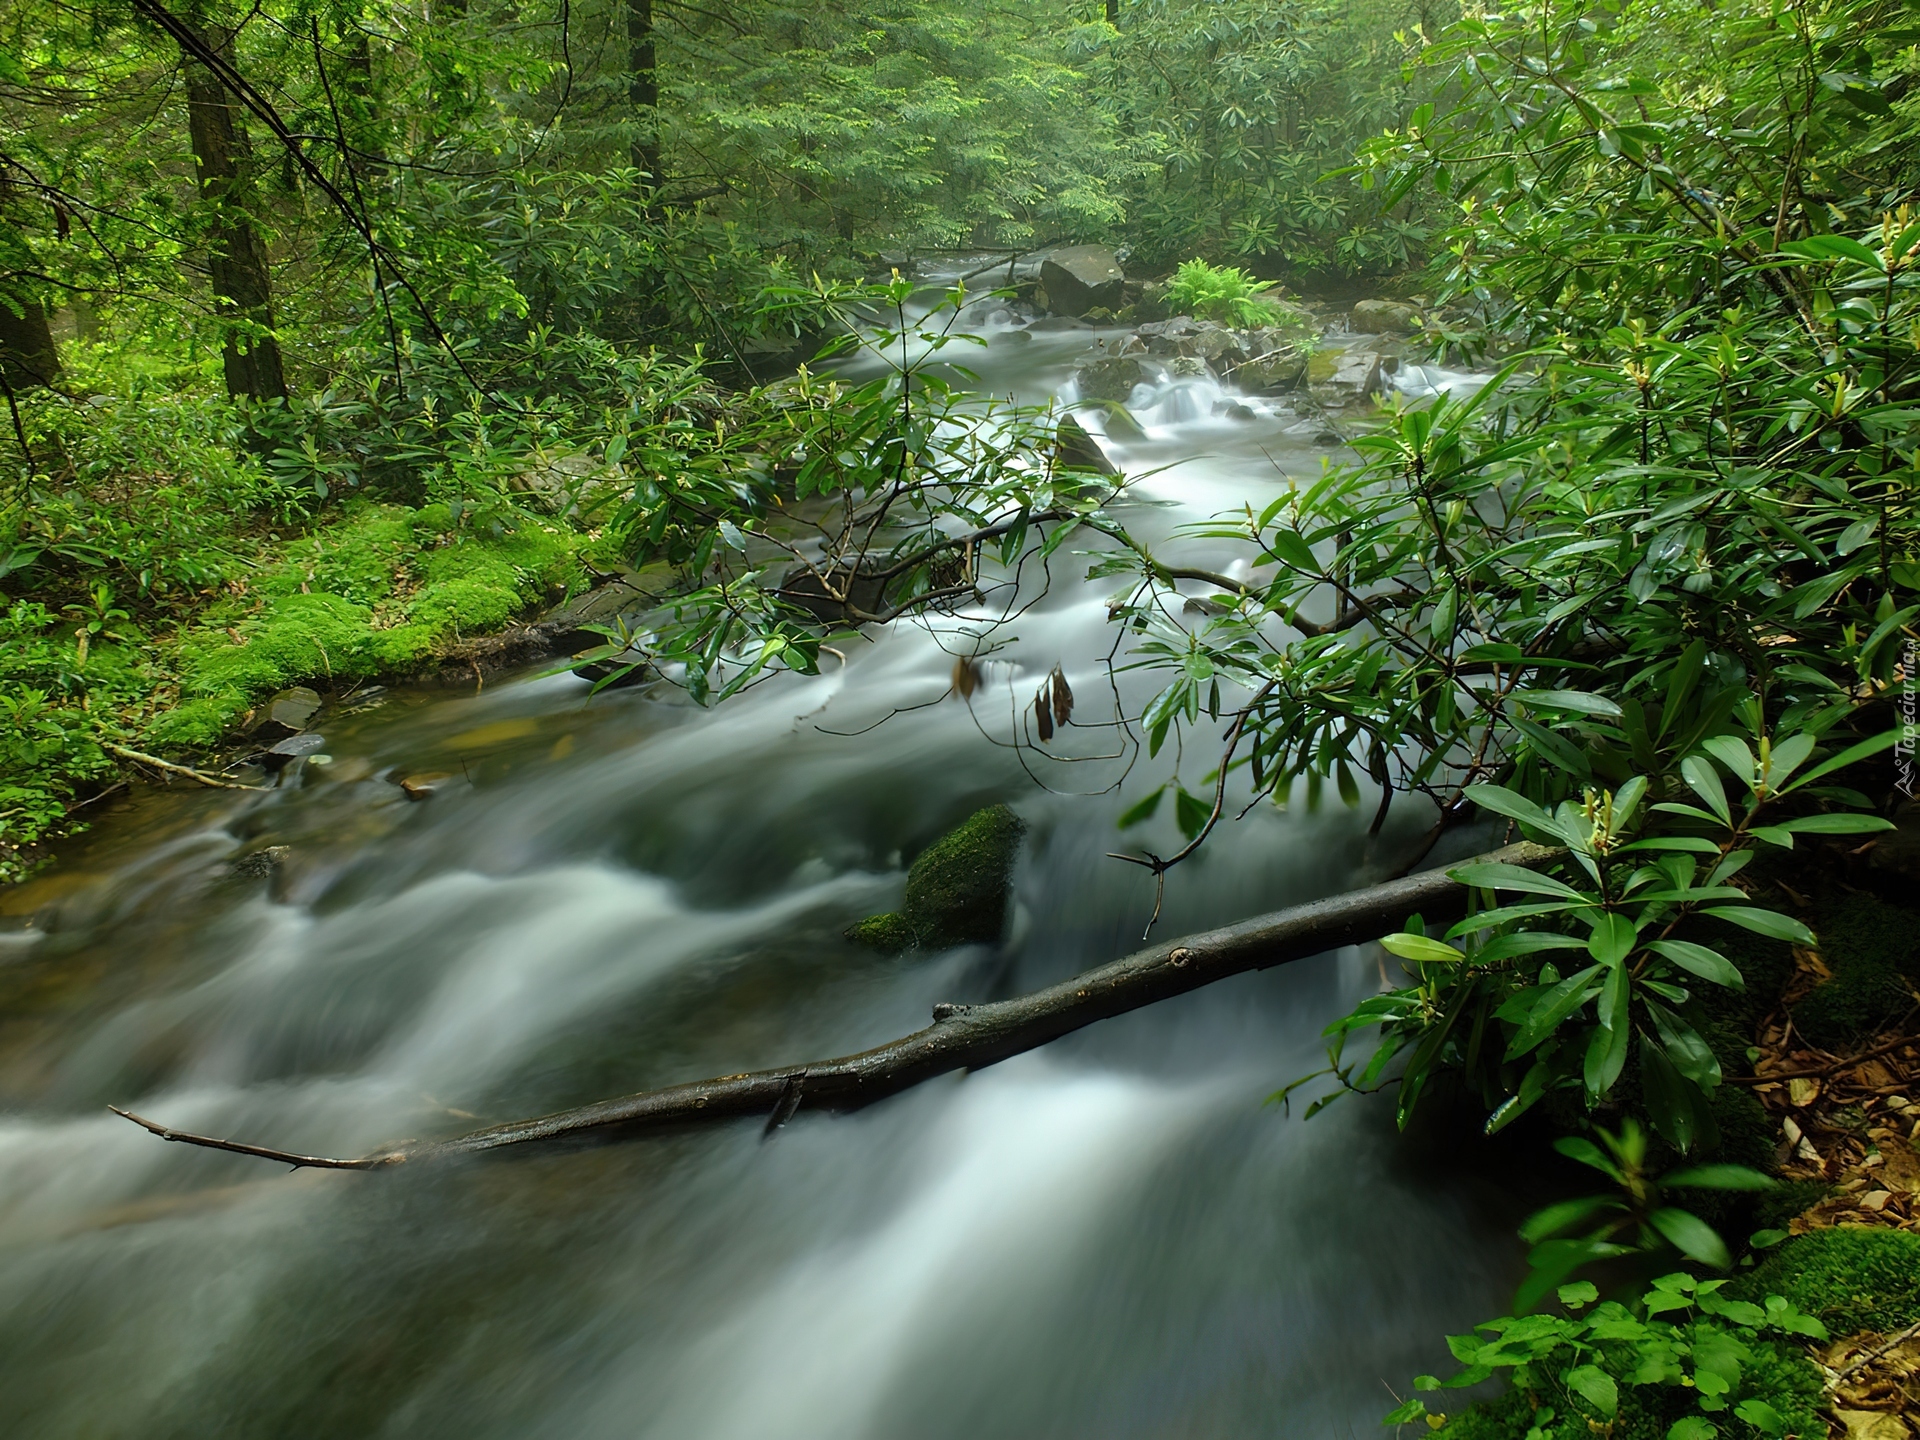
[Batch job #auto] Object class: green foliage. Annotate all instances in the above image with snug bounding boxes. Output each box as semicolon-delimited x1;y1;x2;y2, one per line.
848;803;1027;951
1162;259;1288;326
1732;1228;1920;1337
1389;1273;1826;1440
1507;1119;1778;1311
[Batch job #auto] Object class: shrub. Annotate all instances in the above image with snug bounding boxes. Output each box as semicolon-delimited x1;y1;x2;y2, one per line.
1163;258;1290;327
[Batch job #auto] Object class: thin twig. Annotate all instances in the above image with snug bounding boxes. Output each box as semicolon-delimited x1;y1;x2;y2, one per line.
108;1106;393;1170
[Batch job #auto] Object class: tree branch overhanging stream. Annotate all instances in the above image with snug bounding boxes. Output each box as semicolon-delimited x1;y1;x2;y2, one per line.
111;841;1558;1170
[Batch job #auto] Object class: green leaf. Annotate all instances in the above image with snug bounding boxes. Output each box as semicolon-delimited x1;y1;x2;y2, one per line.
1785;729;1900;790
1649;1207;1730;1268
1174;787;1212;840
1588;912;1639;966
1700;907;1815;945
1732;1400;1785;1437
1449;862;1587;900
1566;1364;1619;1418
1663;1164;1776;1192
1380;932;1466;964
1777;813;1895;834
1508;965;1603;1058
1681;755;1732;825
1117;789;1165;829
1463;784;1555;830
1558;1281;1599;1308
1648;940;1744;989
1514;689;1624;718
1702;735;1757;788
1666;1418;1715;1440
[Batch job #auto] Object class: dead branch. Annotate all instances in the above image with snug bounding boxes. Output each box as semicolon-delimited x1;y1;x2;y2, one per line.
105;743;263;791
110;841;1557;1168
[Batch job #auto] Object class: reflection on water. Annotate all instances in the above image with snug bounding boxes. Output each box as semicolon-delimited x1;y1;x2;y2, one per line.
0;267;1518;1438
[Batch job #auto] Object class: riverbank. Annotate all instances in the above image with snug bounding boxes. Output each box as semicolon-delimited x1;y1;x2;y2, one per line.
0;387;640;882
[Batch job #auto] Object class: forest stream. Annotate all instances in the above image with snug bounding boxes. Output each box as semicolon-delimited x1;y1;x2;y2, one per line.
0;276;1524;1439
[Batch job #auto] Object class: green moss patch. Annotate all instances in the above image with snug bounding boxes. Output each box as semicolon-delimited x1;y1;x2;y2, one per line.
1732;1227;1920;1335
1794;895;1920;1050
145;504;584;748
847;804;1026;952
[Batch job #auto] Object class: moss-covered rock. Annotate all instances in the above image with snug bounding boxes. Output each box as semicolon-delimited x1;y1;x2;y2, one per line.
846;804;1025;952
1732;1227;1920;1335
1794;895;1920;1050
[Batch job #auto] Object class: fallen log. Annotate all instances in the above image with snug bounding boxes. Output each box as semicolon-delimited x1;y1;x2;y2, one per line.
112;841;1556;1169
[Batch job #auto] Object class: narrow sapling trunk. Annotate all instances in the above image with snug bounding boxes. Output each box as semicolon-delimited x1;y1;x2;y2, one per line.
182;22;287;401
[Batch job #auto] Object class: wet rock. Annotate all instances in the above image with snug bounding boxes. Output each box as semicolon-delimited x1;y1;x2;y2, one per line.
1309;347;1385;406
261;732;327;771
847;804;1027;952
1029;314;1093;332
1192;326;1249;368
1038;246;1126;317
1054;415;1117;475
1073;355;1150;403
1135;316;1207;355
1223;402;1258;422
1165;355;1212;380
230;845;290;879
398;772;454;801
1232;346;1309;394
254;686;320;738
1351;298;1422;335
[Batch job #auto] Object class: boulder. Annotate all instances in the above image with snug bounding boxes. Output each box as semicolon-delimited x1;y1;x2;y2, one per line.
253;685;320;738
1054;415;1117;475
1309;347;1385;406
1351;299;1422;335
1233;347;1309;394
1074;355;1150;403
846;804;1027;951
1135;315;1207;356
1192;326;1250;368
1038;246;1126;317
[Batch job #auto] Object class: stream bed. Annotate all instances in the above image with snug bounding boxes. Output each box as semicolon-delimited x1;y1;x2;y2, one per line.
0;280;1521;1439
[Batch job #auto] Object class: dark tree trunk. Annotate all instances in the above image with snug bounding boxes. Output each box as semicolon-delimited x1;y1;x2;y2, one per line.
182;24;287;401
627;0;660;184
0;294;61;390
1106;0;1119;24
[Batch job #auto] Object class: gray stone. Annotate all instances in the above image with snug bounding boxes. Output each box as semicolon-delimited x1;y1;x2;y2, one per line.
269;685;320;729
1074;355;1150;403
1233;347;1309;394
1351;299;1422;335
1038;246;1127;316
230;846;290;879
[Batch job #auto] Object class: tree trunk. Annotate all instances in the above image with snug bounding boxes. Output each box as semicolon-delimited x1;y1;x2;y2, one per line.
112;842;1558;1170
627;0;661;185
182;23;287;401
0;292;61;390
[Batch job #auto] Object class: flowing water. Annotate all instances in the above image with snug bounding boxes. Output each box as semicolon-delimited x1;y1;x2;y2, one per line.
0;279;1521;1438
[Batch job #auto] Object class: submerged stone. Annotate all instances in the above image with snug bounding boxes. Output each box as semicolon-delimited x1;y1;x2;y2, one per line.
847;804;1026;952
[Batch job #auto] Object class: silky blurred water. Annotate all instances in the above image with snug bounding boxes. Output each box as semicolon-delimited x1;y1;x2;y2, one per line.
0;274;1519;1439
